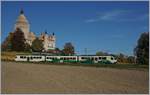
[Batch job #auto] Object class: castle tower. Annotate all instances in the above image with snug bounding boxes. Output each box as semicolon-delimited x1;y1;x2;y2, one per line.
39;31;56;51
14;9;30;42
14;9;36;45
47;33;56;50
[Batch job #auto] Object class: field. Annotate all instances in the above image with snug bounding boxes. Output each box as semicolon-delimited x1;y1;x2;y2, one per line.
1;61;149;94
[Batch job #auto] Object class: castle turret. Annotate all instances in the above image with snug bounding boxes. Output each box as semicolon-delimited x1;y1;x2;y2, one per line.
14;9;30;40
39;30;56;51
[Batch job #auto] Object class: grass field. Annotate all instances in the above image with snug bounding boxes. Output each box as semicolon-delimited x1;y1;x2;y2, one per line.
1;61;149;94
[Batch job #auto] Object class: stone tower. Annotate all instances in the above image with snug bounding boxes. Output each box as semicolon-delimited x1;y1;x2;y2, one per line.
14;9;35;45
39;31;56;51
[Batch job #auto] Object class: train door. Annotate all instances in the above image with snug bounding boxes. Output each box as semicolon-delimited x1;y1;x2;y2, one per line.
94;57;98;63
27;57;30;62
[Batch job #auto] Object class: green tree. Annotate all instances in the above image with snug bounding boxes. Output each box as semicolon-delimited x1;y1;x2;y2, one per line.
31;37;44;52
1;32;14;51
116;53;128;64
24;43;31;52
62;42;75;55
127;56;135;64
96;51;109;56
12;28;26;51
134;32;149;65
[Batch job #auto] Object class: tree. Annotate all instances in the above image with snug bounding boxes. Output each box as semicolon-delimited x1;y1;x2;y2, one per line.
127;56;135;64
12;28;26;51
116;53;129;64
134;32;149;65
55;48;61;55
62;42;75;55
96;51;109;56
31;37;43;52
24;43;31;52
1;32;14;51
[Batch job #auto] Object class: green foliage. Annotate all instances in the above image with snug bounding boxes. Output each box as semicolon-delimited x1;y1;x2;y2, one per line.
117;53;127;63
24;43;32;52
12;28;26;51
62;42;75;55
96;51;109;56
127;56;135;64
134;32;149;65
31;37;44;52
1;32;14;51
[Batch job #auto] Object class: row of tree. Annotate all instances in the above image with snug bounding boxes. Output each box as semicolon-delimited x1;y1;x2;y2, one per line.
95;32;149;65
96;51;135;64
1;28;75;55
1;28;149;64
1;28;43;52
134;32;149;65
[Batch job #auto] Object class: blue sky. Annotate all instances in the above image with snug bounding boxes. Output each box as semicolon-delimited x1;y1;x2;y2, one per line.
1;1;149;55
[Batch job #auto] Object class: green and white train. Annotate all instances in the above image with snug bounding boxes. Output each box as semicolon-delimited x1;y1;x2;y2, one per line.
15;55;117;64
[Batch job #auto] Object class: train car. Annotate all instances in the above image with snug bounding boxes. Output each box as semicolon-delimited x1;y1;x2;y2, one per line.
78;56;117;64
29;55;45;62
46;56;60;63
15;55;45;62
15;54;117;64
46;56;78;63
59;56;78;63
15;55;28;61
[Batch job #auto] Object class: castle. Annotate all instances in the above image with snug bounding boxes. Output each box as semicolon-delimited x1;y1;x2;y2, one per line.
14;9;56;51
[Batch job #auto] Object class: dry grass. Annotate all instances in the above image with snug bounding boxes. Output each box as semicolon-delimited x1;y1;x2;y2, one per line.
1;52;32;61
1;61;149;94
1;52;16;61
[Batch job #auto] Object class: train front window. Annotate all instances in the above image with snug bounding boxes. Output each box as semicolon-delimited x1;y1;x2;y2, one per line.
111;57;114;60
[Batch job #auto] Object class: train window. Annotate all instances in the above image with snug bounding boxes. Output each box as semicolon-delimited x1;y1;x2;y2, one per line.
39;57;42;59
111;57;113;60
95;58;98;61
99;57;101;59
20;56;23;58
102;57;106;60
81;57;84;59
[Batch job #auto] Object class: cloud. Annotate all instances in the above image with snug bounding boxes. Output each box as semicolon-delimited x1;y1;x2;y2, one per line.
85;19;98;23
99;10;122;20
85;10;148;23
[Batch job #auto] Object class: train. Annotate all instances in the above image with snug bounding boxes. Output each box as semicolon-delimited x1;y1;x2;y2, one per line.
15;54;117;64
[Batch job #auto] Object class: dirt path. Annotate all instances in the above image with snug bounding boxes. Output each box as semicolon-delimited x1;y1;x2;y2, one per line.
1;62;149;94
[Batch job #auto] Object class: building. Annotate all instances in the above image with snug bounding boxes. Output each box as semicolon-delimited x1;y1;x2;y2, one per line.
14;9;56;51
39;31;56;51
14;9;36;45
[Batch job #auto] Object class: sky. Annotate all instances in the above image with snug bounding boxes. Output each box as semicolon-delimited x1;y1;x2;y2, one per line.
1;1;149;56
